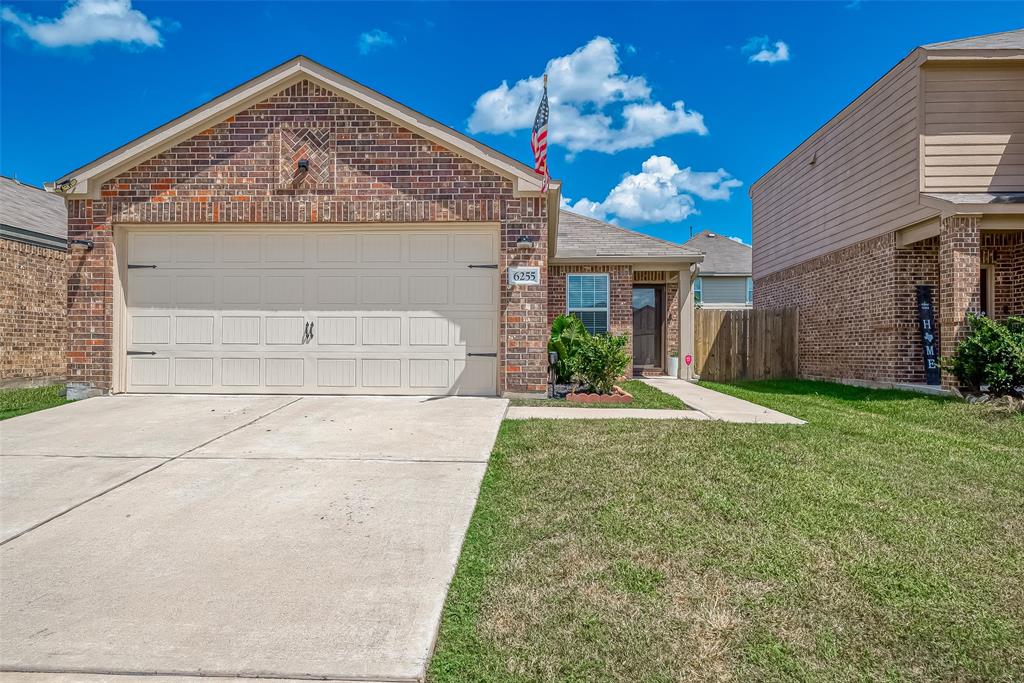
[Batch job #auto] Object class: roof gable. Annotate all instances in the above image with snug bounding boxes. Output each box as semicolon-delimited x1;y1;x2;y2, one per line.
555;210;700;262
51;56;555;199
683;230;751;275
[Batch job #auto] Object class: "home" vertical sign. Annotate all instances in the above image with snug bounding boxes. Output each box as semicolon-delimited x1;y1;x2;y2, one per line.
915;285;941;385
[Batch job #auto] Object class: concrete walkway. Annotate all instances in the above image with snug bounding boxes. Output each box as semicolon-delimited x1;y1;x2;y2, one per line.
643;378;805;424
505;407;710;420
505;379;804;424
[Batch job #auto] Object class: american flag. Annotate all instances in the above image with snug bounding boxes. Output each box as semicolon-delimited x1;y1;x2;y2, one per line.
531;76;549;192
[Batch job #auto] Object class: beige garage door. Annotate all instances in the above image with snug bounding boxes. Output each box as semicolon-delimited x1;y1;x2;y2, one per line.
122;227;499;395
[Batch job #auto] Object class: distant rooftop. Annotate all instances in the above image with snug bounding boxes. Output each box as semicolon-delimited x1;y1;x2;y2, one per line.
682;230;752;276
923;28;1024;51
556;210;700;260
0;176;67;242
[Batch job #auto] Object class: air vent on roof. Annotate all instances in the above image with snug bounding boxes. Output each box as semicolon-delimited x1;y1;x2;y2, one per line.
708;233;717;238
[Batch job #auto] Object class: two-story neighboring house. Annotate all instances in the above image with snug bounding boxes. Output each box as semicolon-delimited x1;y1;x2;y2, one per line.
683;230;753;309
751;29;1023;389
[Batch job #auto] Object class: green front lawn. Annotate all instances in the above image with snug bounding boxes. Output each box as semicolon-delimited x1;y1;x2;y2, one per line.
430;380;1024;682
508;379;686;410
0;384;69;420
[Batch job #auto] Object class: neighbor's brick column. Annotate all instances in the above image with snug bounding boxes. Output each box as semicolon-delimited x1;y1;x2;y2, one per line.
938;214;980;387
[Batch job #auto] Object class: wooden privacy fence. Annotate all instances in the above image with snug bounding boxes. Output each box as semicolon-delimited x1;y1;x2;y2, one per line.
694;308;799;382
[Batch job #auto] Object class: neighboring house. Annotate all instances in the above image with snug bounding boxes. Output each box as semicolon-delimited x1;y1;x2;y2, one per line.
50;56;702;399
0;176;68;388
751;29;1023;389
683;230;753;309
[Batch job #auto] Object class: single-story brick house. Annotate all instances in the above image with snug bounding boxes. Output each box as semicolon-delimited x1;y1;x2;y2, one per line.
49;56;702;399
1;176;67;388
682;230;753;309
751;29;1023;389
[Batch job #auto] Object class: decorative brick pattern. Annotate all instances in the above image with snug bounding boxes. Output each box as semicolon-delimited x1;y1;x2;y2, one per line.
0;239;67;387
66;79;548;394
278;125;333;190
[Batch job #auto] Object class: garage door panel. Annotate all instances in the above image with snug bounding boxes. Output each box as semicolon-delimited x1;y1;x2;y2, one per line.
222;358;260;386
316;317;357;345
124;228;498;395
222;317;260;345
265;317;305;345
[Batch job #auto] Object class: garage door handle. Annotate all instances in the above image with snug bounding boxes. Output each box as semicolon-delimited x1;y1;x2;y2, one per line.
127;350;157;356
127;264;158;269
467;264;498;269
467;352;497;357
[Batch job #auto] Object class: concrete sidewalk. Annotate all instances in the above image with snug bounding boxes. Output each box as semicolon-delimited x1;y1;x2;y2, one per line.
505;407;709;420
642;378;805;424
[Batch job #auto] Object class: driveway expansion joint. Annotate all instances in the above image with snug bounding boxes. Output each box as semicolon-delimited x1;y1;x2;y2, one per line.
0;397;303;547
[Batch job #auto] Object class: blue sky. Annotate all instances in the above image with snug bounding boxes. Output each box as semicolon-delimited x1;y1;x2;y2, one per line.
1;1;1021;245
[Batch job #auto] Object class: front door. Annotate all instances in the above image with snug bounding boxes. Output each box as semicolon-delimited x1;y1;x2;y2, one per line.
632;286;663;371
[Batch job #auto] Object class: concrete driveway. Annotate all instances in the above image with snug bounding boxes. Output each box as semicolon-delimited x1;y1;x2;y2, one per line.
0;394;506;682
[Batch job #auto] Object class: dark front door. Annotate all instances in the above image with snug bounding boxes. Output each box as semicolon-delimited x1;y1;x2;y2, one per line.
632;286;663;370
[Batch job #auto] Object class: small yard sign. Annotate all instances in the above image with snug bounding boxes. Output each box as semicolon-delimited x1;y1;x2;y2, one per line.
915;285;941;385
684;354;693;366
508;266;540;286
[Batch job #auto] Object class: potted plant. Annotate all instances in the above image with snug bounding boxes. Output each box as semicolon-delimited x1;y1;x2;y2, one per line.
667;351;680;378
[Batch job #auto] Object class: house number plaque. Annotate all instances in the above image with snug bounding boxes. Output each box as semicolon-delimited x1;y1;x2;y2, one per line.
508;267;541;286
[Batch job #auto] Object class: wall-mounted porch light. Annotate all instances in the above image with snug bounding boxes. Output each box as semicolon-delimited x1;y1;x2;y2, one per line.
69;239;94;251
516;235;535;248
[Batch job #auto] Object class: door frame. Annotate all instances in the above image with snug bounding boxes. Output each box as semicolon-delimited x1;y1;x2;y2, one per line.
631;284;665;371
112;222;501;395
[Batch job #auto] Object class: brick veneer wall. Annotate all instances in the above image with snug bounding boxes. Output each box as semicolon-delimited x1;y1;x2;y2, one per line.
548;264;633;359
981;231;1024;318
1;239;67;387
893;237;940;384
938;215;980;387
755;233;903;383
65;79;548;395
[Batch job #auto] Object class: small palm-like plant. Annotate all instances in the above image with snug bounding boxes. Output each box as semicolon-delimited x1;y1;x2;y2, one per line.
548;314;588;383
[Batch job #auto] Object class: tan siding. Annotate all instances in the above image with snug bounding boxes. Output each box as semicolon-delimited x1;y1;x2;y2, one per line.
751;53;933;279
922;63;1024;192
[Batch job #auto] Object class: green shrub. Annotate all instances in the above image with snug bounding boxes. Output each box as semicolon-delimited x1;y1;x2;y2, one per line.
573;332;631;395
944;314;1024;397
548;314;588;383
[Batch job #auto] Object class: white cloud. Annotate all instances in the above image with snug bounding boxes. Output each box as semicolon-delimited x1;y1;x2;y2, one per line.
728;236;747;244
568;155;742;225
357;28;395;55
743;36;790;64
0;0;165;48
468;36;706;156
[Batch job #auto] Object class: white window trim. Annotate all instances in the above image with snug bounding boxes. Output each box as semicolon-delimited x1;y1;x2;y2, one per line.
745;277;753;305
694;276;702;304
566;272;610;334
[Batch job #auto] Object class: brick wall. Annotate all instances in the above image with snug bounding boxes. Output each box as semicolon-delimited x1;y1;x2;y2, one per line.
1;239;67;387
65;79;548;395
981;231;1024;318
938;215;980;387
548;264;633;359
756;233;902;383
893;237;940;384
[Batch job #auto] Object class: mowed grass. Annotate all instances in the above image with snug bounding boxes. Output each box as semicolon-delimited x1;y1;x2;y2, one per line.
0;384;69;420
429;380;1024;682
508;379;686;410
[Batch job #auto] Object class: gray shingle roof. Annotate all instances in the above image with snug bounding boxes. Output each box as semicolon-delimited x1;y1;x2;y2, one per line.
0;176;67;239
556;210;700;260
682;230;751;275
923;28;1024;50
